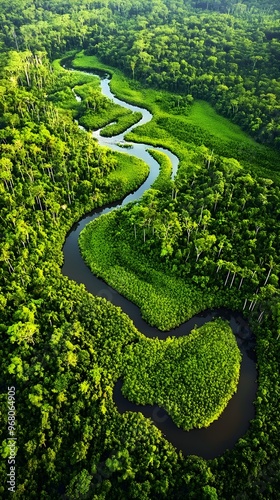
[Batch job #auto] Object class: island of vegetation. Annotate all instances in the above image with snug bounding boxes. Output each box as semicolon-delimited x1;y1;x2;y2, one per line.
121;319;242;431
0;1;279;499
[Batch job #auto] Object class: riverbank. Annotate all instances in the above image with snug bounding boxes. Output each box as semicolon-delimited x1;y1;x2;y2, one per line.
61;58;257;459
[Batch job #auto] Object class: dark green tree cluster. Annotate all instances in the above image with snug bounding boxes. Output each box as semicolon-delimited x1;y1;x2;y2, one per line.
119;148;280;304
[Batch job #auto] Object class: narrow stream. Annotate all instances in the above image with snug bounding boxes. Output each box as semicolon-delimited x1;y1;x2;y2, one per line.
62;63;257;459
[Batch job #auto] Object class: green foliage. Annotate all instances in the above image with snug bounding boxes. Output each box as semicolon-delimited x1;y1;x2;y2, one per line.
0;47;166;498
71;53;280;180
0;1;279;499
185;100;254;143
102;152;149;199
101;111;142;137
149;150;173;192
79;209;238;330
51;56;142;135
122;319;242;430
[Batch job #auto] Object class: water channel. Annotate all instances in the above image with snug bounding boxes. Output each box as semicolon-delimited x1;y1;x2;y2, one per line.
62;63;257;460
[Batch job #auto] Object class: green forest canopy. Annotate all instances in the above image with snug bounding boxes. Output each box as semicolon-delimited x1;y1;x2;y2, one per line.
0;0;279;499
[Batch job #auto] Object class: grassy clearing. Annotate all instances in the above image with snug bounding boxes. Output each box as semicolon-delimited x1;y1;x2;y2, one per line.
122;319;241;430
185;100;256;145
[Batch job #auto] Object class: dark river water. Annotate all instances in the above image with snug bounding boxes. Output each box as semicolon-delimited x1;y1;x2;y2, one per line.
62;63;257;459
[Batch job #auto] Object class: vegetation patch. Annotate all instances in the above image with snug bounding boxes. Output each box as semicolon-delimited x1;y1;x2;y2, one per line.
101;111;142;137
78;102;131;131
79;210;237;330
149;150;173;192
103;152;149;200
185;100;256;144
122;319;242;430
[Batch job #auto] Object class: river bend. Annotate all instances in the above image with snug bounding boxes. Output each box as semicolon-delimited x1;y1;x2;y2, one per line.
62;64;257;459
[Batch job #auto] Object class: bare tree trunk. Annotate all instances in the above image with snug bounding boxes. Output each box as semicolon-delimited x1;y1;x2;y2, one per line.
238;277;244;290
258;311;264;322
224;270;230;287
263;267;272;286
230;272;236;288
251;299;257;311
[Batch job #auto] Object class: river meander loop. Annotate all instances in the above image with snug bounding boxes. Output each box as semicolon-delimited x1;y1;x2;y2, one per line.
62;63;257;460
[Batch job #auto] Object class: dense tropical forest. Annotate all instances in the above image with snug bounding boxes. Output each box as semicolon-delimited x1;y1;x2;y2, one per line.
0;0;279;498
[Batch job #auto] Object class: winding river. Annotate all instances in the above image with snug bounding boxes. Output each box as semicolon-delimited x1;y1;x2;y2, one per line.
62;64;257;460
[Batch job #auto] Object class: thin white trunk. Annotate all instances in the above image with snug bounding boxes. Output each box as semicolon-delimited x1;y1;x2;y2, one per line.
36;196;43;211
67;180;71;204
24;67;31;86
251;299;257;311
263;267;272;286
195;245;202;261
243;298;247;310
214;199;218;211
249;300;254;311
258;311;264;323
224;270;230;287
238;277;244;290
199;205;204;224
230;272;236;288
218;246;223;258
50;168;55;183
185;251;190;262
5;259;14;273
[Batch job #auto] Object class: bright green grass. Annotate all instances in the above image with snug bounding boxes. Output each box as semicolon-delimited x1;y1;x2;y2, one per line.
78;103;131;131
149;150;173;192
122;319;242;430
72;52;115;73
101;111;142;137
186;100;256;145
